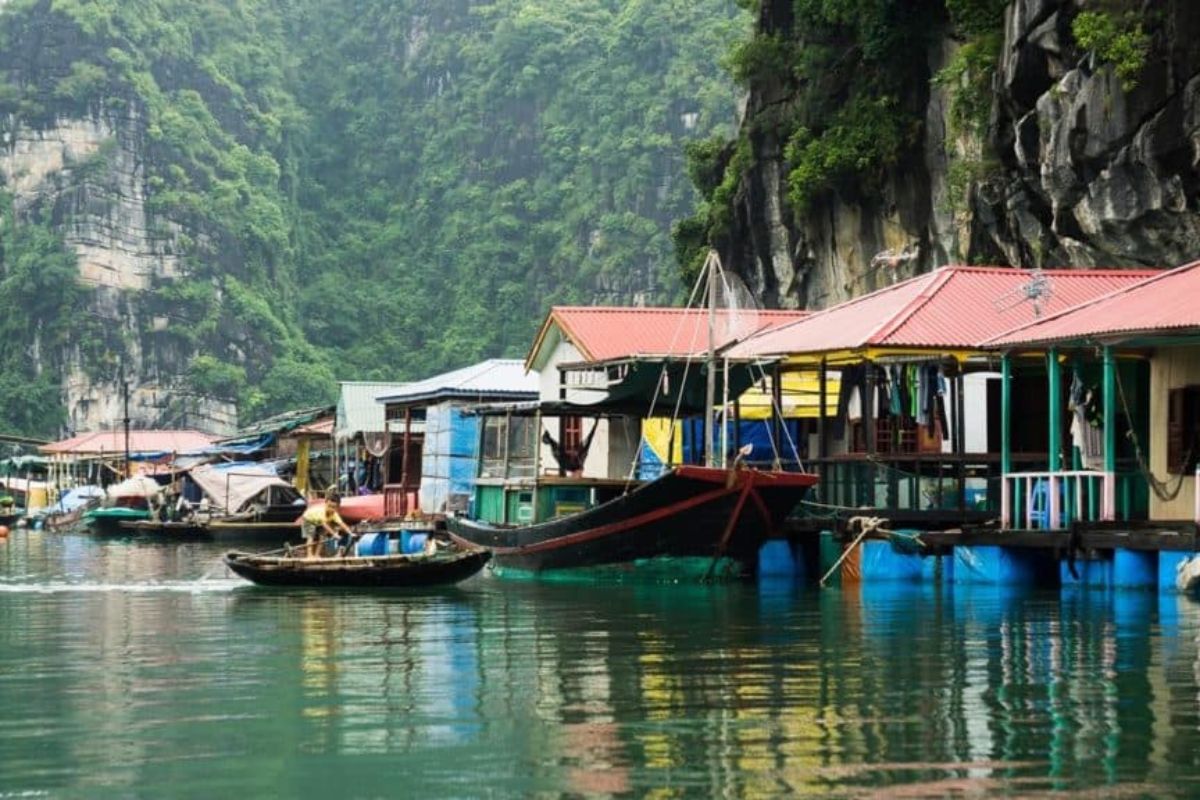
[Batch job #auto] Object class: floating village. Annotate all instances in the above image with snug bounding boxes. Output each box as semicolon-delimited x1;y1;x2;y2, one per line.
4;255;1200;595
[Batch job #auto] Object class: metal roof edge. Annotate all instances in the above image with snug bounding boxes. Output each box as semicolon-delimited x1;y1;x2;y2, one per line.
981;261;1194;347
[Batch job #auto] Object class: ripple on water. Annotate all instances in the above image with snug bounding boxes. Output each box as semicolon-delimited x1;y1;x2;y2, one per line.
4;535;1200;797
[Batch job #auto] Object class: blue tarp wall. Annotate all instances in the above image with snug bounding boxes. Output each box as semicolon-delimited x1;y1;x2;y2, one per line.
680;417;805;469
420;402;481;515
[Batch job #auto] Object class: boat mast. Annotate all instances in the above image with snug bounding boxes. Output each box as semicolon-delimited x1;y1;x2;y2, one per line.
704;251;717;468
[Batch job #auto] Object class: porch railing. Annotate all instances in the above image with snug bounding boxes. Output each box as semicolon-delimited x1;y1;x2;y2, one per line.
1001;470;1115;530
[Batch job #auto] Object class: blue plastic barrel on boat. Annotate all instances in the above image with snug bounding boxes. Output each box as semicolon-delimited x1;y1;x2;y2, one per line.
400;531;427;554
356;532;388;557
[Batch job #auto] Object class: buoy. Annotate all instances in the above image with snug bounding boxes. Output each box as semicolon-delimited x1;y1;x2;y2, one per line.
0;525;10;538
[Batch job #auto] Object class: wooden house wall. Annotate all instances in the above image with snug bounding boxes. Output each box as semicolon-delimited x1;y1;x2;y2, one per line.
1149;345;1200;520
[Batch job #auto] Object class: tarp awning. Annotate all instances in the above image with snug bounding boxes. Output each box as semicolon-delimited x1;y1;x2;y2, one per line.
189;462;292;514
108;475;166;499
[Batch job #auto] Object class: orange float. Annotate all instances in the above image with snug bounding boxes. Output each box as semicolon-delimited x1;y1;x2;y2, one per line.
0;525;9;538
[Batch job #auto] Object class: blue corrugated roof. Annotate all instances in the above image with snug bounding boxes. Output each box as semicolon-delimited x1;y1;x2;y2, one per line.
375;359;538;407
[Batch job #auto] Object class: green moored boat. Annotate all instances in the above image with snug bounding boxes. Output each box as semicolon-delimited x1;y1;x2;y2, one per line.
84;506;152;535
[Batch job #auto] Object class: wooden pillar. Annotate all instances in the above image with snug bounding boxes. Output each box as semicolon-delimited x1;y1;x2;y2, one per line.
818;358;828;459
733;398;742;459
771;363;784;468
862;363;875;507
954;369;966;512
401;407;412;514
864;363;876;454
1001;352;1012;528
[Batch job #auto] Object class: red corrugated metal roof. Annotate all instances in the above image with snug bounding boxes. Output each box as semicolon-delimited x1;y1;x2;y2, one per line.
40;430;216;455
988;260;1200;346
527;306;808;369
729;266;1159;357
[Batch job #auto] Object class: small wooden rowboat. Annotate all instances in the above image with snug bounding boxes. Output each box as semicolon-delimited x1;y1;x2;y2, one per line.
223;547;491;588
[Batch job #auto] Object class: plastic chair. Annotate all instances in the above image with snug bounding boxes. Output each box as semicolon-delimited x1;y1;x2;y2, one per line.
1028;478;1061;529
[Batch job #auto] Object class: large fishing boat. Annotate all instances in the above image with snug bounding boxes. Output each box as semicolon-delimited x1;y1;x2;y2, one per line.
447;465;816;573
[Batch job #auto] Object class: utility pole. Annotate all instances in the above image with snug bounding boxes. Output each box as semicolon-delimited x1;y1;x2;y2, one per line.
122;365;131;479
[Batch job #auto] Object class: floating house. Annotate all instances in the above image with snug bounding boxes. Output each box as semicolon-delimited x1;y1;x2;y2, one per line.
333;381;409;495
727;266;1157;533
40;429;217;487
984;259;1200;589
375;360;538;517
453;306;809;529
525;306;810;480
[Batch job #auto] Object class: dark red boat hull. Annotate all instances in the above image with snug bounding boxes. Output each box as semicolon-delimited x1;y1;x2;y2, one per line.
446;466;817;573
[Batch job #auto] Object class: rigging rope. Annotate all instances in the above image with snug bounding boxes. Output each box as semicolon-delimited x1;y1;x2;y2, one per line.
623;258;708;486
1114;363;1189;502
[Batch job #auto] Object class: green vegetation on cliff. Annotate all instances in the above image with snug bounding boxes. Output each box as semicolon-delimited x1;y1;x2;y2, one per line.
675;0;1008;278
0;0;744;435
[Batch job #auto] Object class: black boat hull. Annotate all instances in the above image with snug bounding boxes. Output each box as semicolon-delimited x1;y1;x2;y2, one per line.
446;466;817;573
223;548;491;588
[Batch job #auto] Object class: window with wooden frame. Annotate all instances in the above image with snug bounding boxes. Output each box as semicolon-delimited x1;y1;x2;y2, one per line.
562;415;583;453
1167;385;1200;474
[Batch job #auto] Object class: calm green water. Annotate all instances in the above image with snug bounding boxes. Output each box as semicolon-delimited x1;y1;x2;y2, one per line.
4;531;1200;798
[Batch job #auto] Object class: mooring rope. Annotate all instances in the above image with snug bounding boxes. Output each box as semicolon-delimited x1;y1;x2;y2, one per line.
817;515;925;587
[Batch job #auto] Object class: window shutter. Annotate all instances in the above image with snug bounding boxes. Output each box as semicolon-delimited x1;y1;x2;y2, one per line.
1168;386;1200;474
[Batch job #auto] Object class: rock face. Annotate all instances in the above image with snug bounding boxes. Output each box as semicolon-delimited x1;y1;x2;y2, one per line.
724;0;1200;310
0;108;236;435
1;110;182;290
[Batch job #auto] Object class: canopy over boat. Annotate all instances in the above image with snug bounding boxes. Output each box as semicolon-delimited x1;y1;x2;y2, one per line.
189;462;297;515
108;475;165;499
51;485;105;513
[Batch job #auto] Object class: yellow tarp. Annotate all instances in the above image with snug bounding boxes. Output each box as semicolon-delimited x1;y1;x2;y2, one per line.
738;372;840;420
781;348;983;366
641;418;684;466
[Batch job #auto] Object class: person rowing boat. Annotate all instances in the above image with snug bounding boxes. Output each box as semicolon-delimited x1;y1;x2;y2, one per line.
301;492;354;558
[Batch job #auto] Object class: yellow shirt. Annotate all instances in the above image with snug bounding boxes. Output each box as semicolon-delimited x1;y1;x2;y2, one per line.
303;503;345;528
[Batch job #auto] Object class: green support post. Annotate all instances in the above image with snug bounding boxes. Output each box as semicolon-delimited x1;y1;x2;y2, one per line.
1047;348;1061;472
1102;347;1116;473
1047;348;1063;529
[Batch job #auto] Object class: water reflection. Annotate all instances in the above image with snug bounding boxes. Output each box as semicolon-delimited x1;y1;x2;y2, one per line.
6;533;1200;796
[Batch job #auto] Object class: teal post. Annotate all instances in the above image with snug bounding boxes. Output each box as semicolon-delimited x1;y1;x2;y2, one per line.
1102;347;1116;473
1047;348;1061;472
1102;347;1117;521
1047;348;1062;529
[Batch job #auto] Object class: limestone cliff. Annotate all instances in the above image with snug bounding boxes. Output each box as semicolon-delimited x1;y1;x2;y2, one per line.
0;0;742;437
713;0;1200;310
1;108;236;434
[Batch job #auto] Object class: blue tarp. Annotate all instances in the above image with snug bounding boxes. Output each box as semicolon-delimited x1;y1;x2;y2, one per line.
48;485;104;514
679;417;805;469
183;435;276;457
